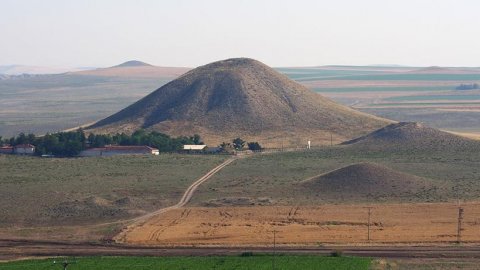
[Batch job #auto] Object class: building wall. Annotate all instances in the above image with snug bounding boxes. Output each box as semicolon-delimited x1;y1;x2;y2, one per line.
79;149;157;157
13;147;35;155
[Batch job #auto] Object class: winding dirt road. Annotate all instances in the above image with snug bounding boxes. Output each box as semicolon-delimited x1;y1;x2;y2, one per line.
114;156;238;242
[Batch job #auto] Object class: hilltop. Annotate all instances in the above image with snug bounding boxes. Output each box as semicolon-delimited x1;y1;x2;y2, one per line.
88;58;390;147
342;122;480;151
113;60;152;67
301;162;446;202
74;60;190;78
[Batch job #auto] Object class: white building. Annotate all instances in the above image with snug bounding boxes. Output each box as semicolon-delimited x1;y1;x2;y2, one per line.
13;144;35;155
183;145;207;151
79;145;159;157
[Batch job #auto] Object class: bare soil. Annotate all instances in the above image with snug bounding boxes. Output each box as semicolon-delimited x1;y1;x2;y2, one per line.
121;203;480;246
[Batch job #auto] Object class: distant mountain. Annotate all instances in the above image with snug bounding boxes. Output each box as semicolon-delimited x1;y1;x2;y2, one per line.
113;60;153;68
409;66;480;74
0;65;93;75
74;60;190;78
87;58;390;147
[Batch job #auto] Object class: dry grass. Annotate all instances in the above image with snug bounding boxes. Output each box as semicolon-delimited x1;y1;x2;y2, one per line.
0;154;226;227
122;203;480;246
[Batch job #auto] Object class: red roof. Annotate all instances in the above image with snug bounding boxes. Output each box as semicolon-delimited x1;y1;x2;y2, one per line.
87;145;158;152
14;144;35;148
0;146;13;150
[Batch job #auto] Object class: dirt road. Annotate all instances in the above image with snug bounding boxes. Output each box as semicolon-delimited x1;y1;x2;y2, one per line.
2;239;480;261
114;156;238;242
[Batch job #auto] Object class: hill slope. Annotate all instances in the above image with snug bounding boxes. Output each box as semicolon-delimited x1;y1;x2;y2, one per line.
88;58;390;146
301;162;446;202
342;122;480;151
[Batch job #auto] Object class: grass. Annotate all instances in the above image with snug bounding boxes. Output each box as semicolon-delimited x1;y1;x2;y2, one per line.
0;154;227;227
191;146;480;206
0;255;371;270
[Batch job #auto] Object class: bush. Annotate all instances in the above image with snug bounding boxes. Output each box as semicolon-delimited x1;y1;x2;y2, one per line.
330;249;343;257
240;251;254;257
247;142;262;151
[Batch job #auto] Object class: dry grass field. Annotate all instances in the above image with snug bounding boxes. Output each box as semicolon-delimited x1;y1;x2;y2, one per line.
0;154;227;228
121;202;480;246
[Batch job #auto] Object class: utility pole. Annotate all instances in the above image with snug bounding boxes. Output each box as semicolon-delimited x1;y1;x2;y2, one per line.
457;207;464;243
366;207;372;242
54;258;76;270
272;229;278;270
330;133;333;147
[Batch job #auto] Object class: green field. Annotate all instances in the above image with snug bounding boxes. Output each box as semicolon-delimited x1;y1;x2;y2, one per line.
314;73;480;81
368;102;480;107
276;67;391;80
314;86;454;93
384;94;480;102
0;255;371;270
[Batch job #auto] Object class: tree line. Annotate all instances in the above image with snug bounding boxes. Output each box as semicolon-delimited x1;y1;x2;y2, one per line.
220;138;262;151
0;129;203;156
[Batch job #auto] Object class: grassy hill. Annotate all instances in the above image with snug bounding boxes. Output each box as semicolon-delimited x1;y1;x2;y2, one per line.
300;162;447;202
88;58;390;147
342;122;480;152
190;144;480;205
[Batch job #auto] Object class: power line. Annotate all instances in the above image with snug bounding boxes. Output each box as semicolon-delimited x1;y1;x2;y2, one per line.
53;258;76;270
457;207;464;244
365;207;373;242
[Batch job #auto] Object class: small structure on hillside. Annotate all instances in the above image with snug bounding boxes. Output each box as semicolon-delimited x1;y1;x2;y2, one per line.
13;144;35;155
79;145;159;157
0;146;14;154
183;145;207;152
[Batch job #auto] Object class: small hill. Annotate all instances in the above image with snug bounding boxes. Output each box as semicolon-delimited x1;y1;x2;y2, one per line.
74;61;190;78
301;163;445;202
342;122;480;151
409;66;480;74
113;60;152;68
87;58;390;147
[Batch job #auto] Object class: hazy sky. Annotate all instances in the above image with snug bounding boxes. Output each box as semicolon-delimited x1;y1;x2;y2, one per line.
1;0;480;67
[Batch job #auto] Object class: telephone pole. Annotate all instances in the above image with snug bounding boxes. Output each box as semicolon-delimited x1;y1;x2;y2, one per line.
272;229;278;270
366;207;372;242
54;258;76;270
457;207;464;243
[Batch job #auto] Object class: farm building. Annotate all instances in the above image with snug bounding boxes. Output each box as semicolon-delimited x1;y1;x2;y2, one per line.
0;146;13;154
183;145;207;151
79;145;159;157
13;144;35;155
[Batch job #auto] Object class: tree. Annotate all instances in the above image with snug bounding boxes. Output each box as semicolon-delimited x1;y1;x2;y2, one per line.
247;142;262;151
232;138;245;150
190;134;203;145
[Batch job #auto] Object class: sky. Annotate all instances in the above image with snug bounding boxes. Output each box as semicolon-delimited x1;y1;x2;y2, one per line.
1;0;480;68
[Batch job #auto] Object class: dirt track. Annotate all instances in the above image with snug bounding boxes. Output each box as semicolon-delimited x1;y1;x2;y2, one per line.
2;239;480;261
113;157;238;242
